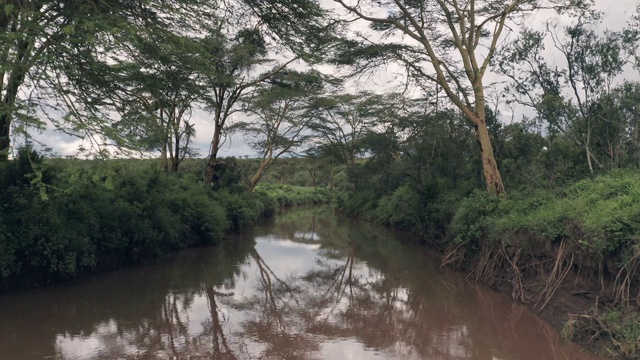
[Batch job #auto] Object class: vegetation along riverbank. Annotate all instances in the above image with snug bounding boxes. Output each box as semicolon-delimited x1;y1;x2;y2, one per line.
0;151;330;292
2;0;640;358
342;169;640;358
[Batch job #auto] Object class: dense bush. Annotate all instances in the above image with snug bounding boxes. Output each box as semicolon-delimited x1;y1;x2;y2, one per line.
214;189;277;232
0;153;280;292
449;190;501;249
336;162;640;265
436;170;640;261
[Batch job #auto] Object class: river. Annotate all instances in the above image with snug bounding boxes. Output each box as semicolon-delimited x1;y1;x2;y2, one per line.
0;207;604;359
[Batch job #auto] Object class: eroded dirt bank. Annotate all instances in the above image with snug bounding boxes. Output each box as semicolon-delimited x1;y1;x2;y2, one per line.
440;238;640;359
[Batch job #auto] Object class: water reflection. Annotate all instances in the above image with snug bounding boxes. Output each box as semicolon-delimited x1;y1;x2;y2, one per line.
0;207;602;359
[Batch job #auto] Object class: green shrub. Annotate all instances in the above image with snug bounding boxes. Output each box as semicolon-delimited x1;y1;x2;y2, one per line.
254;183;331;209
450;190;501;249
489;170;640;256
0;225;15;280
0;152;285;292
375;185;424;230
563;310;640;359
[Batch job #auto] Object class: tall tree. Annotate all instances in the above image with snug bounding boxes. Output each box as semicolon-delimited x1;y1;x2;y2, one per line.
200;25;298;185
0;0;209;160
0;0;102;160
498;15;625;173
589;82;640;168
106;28;206;171
200;0;333;185
233;70;324;191
328;0;588;194
309;92;382;168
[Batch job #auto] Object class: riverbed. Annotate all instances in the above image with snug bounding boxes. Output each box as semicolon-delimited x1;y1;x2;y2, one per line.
0;207;604;359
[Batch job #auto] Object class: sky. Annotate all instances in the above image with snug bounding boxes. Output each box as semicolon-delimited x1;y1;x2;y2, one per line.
24;0;640;159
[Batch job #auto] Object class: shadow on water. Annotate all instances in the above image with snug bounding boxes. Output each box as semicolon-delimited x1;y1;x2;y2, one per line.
0;206;604;359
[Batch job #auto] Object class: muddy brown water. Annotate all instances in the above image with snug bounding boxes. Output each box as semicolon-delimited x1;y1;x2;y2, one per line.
0;207;605;360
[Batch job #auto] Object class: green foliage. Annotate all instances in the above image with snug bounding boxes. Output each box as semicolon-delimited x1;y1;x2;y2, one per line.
336;187;379;218
563;310;640;359
405;170;640;260
488;170;640;256
338;138;640;260
254;183;331;208
0;0;213;160
612;314;640;358
374;185;425;230
213;189;277;232
450;190;501;248
242;0;330;57
0;152;279;292
0;224;15;279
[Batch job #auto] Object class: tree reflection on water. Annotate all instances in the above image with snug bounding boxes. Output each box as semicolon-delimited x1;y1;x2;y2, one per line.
0;207;602;360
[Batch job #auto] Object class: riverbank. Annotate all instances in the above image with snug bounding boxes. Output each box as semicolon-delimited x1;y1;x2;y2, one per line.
0;206;603;359
2;151;637;357
337;170;640;359
0;153;330;293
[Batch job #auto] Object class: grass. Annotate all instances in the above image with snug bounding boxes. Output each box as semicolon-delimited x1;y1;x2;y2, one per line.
450;170;640;259
562;309;640;359
254;183;332;207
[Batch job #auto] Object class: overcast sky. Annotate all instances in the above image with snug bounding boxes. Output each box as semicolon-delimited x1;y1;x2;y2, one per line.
26;0;640;159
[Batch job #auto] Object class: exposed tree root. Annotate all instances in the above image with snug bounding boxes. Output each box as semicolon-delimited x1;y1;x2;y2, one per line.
440;243;466;269
613;244;640;307
534;240;575;313
500;247;527;303
469;244;498;282
439;234;640;359
441;236;640;310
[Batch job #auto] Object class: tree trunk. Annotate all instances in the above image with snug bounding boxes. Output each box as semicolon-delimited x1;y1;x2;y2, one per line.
467;84;505;195
204;123;222;185
0;113;10;161
160;144;168;172
171;116;181;173
308;170;317;188
585;125;594;173
248;159;270;191
475;118;505;195
170;158;179;173
171;131;180;173
1;34;31;162
1;67;25;162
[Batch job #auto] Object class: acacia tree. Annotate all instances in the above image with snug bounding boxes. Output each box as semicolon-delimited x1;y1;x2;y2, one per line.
0;0;210;160
0;0;113;160
328;0;588;194
200;0;332;185
309;92;380;168
498;15;625;173
201;27;298;185
106;29;205;172
233;70;324;191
